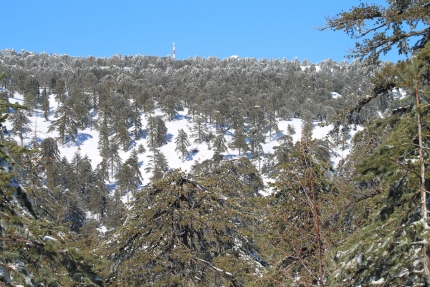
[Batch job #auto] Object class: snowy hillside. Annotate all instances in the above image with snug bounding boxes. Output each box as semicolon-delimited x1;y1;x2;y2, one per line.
6;90;353;193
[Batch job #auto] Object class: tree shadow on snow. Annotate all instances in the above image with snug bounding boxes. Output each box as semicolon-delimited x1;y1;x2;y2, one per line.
185;148;199;161
74;133;93;146
166;133;173;143
128;140;137;150
270;131;284;141
243;152;253;160
224;154;237;160
139;129;147;140
173;114;191;121
106;183;116;193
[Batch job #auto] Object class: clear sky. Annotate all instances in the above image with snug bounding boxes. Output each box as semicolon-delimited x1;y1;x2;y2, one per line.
2;0;401;63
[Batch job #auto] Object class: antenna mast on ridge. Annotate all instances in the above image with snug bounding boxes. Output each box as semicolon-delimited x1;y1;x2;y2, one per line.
172;42;176;59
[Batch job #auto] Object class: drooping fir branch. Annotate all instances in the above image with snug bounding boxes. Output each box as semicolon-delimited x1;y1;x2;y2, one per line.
319;2;430;62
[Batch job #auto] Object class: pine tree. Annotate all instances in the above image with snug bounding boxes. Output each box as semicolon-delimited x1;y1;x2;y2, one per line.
231;127;248;156
97;114;110;157
273;134;294;165
266;99;279;140
287;123;296;136
175;128;190;162
327;58;430;286
39;137;61;188
89;166;110;221
130;98;143;139
248;126;265;160
264;138;337;286
115;150;143;202
105;142;122;178
145;148;169;181
105;169;261;286
190;115;208;143
146;114;168;149
113;121;132;151
22;75;39;114
247;106;266;159
48;98;78;144
70;88;92;129
54;78;66;102
10;105;31;145
70;150;93;197
213;132;228;156
41;87;50;120
161;94;182;121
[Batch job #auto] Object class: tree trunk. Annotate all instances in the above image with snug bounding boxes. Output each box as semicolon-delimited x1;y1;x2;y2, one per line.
414;76;430;283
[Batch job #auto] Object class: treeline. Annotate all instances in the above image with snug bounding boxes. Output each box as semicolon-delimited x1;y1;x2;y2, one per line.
0;49;379;123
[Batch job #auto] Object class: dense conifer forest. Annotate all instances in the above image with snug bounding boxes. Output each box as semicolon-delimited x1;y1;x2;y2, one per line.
1;0;430;286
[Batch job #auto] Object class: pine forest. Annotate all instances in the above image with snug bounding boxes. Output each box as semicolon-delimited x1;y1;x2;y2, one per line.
1;1;430;286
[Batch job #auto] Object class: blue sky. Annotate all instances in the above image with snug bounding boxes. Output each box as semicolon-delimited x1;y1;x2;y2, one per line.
2;0;402;63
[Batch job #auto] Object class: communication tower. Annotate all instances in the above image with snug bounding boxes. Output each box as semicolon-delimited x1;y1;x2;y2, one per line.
172;42;176;59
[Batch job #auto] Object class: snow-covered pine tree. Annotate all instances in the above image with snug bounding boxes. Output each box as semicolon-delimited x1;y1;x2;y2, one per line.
175;128;190;162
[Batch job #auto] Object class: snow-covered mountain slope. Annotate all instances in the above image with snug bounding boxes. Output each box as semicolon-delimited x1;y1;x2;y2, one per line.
6;91;354;192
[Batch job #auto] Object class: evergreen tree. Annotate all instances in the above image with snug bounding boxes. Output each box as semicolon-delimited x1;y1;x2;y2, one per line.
105;196;127;228
39;137;61;189
130;98;143;139
146;114;168;149
174;128;190;162
327;58;430;286
113;121;132;151
48;98;78;144
41;87;50;120
320;1;430;283
266;94;279;140
70;88;93;129
97;114;110;157
161;94;182;121
10;105;31;145
105;142;122;178
264;138;338;286
213;132;228;156
145;148;169;181
22;75;39;113
231;127;248;156
190;115;208;143
287;123;296;136
54;78;66;102
248;126;265;160
70;150;93;197
247;106;266;159
273;134;294;165
115;150;143;202
321;0;430;62
105;169;261;286
137;143;146;154
89;167;110;221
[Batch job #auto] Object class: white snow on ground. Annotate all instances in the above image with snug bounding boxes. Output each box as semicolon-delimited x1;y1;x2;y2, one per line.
331;92;342;99
6;91;355;195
